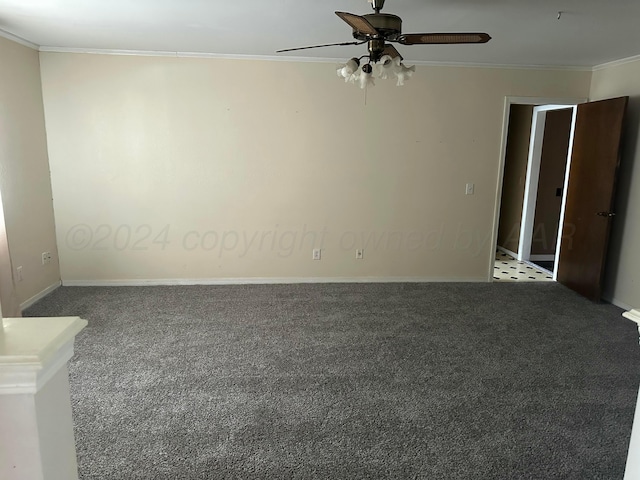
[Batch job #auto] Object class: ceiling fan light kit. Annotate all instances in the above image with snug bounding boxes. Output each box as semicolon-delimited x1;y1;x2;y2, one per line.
337;54;415;88
277;0;491;89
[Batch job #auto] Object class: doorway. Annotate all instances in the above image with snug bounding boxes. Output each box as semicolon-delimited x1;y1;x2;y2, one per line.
520;105;576;276
490;97;585;282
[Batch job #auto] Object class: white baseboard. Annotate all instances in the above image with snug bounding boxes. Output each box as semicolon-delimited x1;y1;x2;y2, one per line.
522;260;554;274
602;295;634;311
19;281;62;310
497;247;555;263
529;254;555;261
496;246;518;259
61;276;488;287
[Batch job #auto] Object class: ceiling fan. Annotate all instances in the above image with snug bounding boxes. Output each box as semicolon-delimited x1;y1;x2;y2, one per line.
277;0;491;78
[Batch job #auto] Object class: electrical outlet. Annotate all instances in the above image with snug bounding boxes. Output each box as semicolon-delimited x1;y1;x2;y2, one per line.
16;266;23;282
312;248;321;260
465;183;475;195
42;251;52;265
355;249;364;259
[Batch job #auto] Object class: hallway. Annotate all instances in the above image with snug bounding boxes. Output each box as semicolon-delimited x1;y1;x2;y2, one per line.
493;251;553;282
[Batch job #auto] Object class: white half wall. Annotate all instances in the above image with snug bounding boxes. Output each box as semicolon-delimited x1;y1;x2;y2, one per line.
39;53;591;282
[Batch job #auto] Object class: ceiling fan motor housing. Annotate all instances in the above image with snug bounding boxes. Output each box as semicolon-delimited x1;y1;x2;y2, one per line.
352;13;402;41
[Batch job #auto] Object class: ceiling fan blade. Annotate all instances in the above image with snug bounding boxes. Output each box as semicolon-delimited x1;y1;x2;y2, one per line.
397;33;491;45
382;44;403;60
276;41;365;53
335;11;379;36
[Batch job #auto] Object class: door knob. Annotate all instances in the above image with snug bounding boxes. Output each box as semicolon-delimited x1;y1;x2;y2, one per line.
596;211;616;217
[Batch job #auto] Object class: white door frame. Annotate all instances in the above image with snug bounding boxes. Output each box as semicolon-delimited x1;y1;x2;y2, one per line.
519;104;578;273
488;96;586;282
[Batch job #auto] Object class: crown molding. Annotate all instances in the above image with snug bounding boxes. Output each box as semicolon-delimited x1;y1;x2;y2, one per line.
38;46;592;71
0;28;38;50
38;46;346;64
593;53;640;71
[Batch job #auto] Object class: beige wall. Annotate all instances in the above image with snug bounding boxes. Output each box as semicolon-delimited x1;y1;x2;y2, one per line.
0;191;19;316
39;53;591;282
0;37;60;307
591;58;640;308
497;105;533;254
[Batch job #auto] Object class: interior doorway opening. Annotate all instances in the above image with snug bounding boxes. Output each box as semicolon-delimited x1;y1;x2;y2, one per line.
520;104;577;277
490;97;584;282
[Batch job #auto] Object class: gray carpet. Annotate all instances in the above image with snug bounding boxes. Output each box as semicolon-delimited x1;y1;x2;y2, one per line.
25;282;640;479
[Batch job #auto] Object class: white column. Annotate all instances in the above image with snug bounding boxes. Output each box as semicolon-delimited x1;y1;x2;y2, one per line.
624;309;640;480
0;316;87;480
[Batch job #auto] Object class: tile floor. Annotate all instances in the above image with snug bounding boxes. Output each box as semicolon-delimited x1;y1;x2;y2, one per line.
493;251;554;282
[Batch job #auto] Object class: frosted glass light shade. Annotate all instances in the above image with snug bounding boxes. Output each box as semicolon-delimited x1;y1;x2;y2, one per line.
374;55;394;79
395;63;416;86
359;71;375;89
337;58;360;81
337;55;414;88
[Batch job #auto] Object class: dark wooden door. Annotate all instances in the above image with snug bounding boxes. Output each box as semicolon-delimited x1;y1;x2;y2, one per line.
557;96;628;301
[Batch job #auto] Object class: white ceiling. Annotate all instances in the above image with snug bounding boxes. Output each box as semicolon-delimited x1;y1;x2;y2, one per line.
0;0;638;68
